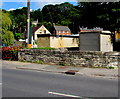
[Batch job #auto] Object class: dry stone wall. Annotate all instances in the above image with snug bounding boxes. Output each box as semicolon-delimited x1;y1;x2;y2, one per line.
18;49;120;68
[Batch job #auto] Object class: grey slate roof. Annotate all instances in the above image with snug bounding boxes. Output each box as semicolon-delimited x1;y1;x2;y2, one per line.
54;26;71;32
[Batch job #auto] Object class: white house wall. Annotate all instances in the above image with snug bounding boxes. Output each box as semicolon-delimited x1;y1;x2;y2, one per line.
100;34;113;52
34;25;51;40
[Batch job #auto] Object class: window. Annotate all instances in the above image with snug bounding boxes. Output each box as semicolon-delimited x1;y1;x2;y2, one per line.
44;30;46;34
40;30;42;34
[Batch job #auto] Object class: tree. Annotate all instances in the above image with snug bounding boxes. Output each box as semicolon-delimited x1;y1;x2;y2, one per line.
42;2;80;34
76;2;120;31
30;9;43;22
2;30;14;46
1;11;14;46
9;7;27;34
9;7;43;40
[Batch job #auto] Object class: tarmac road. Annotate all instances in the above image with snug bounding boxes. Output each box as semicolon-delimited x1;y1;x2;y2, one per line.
2;62;118;98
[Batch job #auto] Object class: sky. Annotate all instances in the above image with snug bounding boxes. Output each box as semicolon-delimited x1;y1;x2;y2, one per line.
1;0;78;11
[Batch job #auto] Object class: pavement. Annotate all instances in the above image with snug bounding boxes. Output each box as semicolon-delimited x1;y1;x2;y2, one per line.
1;60;119;79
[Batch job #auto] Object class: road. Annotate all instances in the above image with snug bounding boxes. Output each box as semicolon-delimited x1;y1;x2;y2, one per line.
2;62;118;98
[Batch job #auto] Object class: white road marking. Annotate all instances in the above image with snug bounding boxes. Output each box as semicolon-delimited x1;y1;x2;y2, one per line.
0;83;2;85
48;91;82;98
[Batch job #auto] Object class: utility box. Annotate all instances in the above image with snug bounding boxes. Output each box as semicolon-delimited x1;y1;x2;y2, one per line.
80;31;113;52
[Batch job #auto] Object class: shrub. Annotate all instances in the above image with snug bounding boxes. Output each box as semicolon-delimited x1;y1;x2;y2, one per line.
1;46;23;61
108;66;115;69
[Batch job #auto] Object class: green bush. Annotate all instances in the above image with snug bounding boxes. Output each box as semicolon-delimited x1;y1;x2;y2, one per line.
108;66;115;69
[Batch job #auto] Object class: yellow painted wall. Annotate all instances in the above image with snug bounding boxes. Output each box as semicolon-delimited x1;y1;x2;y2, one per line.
50;37;58;48
37;37;50;47
37;36;79;48
50;37;79;48
62;38;79;47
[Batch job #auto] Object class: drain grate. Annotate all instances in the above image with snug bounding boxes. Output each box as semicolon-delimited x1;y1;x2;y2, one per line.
65;70;78;75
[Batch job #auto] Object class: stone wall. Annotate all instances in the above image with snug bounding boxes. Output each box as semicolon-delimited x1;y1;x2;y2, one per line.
18;49;120;68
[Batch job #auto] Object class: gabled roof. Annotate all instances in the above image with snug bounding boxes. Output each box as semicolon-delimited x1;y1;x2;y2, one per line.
32;26;41;33
54;25;71;32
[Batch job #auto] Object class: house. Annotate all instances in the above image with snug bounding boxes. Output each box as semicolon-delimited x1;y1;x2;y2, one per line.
32;25;51;40
52;25;71;35
79;30;113;52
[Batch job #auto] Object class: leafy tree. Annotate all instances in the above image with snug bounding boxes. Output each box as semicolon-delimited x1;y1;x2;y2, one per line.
2;11;12;30
8;7;27;40
9;7;43;40
31;9;43;22
9;7;27;33
76;2;120;31
2;30;14;46
42;2;80;34
1;11;14;46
